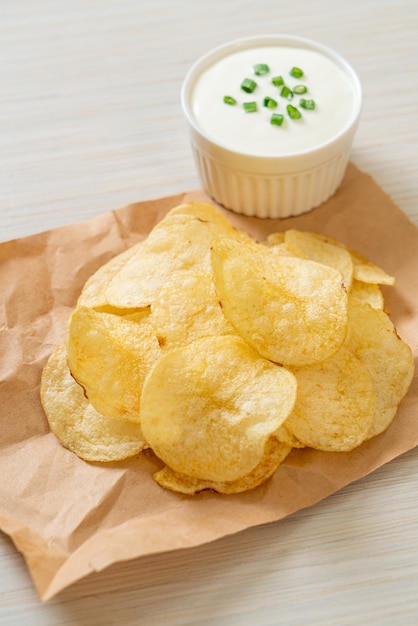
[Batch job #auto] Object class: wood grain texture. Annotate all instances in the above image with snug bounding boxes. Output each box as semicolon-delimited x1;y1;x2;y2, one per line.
1;1;418;624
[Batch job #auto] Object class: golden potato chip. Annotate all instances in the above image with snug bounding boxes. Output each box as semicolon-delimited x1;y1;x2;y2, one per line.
307;232;395;285
140;335;297;483
350;279;384;310
266;231;285;246
41;345;147;462
283;346;375;451
274;424;305;448
347;297;414;438
168;202;251;242
285;231;386;306
153;438;292;495
349;249;395;286
105;203;247;309
66;306;161;423
267;242;296;258
150;269;236;349
211;237;348;366
283;229;353;290
77;242;143;308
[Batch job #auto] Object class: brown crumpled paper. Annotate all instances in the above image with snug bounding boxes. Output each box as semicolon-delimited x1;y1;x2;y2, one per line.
1;163;417;601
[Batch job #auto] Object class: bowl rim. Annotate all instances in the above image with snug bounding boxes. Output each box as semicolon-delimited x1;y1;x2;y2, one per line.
181;34;363;160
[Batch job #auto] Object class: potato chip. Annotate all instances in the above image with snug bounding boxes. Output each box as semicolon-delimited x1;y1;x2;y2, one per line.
283;229;353;290
347;297;414;438
307;232;395;285
350;279;384;309
41;345;147;462
283;346;375;451
153;438;292;495
211;237;348;366
267;242;296;258
349;249;395;286
275;230;387;307
274;424;305;448
77;242;143;308
105;204;247;309
66;306;161;423
168;202;251;242
266;231;285;246
140;335;297;483
150;269;236;349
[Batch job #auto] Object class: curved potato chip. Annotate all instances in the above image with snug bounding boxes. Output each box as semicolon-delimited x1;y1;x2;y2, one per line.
274;424;305;448
77;242;143;308
140;335;297;483
211;237;348;366
307;232;395;285
284;346;375;451
66;306;161;422
150;269;236;349
41;345;147;462
267;242;296;258
153;438;292;494
284;229;353;290
349;249;395;286
347;297;414;438
168;202;251;242
270;230;388;304
105;203;246;309
350;279;384;310
267;231;285;246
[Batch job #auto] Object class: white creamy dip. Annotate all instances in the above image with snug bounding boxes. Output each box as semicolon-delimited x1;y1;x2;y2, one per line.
191;46;356;156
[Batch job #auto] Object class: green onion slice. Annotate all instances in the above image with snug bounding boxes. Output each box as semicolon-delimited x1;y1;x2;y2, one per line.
293;85;307;94
290;66;304;78
243;101;257;113
270;113;284;127
300;98;316;110
280;86;293;100
272;75;284;87
263;96;278;109
287;104;302;119
223;95;237;105
241;78;257;93
253;63;269;76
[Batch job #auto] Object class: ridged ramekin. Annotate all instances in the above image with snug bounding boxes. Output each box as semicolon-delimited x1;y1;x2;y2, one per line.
181;35;362;218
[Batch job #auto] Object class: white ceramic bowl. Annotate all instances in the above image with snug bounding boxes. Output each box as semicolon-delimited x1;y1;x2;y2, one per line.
181;35;362;218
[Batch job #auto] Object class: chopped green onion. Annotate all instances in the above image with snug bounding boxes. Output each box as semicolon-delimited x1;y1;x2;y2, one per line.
241;78;257;93
290;66;304;78
243;101;257;113
293;85;307;95
280;86;293;100
287;104;302;119
300;98;316;110
272;75;284;87
253;63;269;76
270;113;284;127
223;95;237;105
263;96;278;109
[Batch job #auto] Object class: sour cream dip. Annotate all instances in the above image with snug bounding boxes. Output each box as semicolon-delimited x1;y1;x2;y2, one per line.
181;35;362;218
191;45;357;157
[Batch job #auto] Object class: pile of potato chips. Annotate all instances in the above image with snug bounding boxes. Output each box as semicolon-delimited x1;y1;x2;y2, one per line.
41;202;414;494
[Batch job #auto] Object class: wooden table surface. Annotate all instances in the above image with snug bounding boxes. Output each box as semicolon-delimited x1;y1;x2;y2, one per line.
1;1;418;624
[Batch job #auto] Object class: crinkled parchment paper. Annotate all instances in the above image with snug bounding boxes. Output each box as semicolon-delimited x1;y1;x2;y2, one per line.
1;163;417;600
